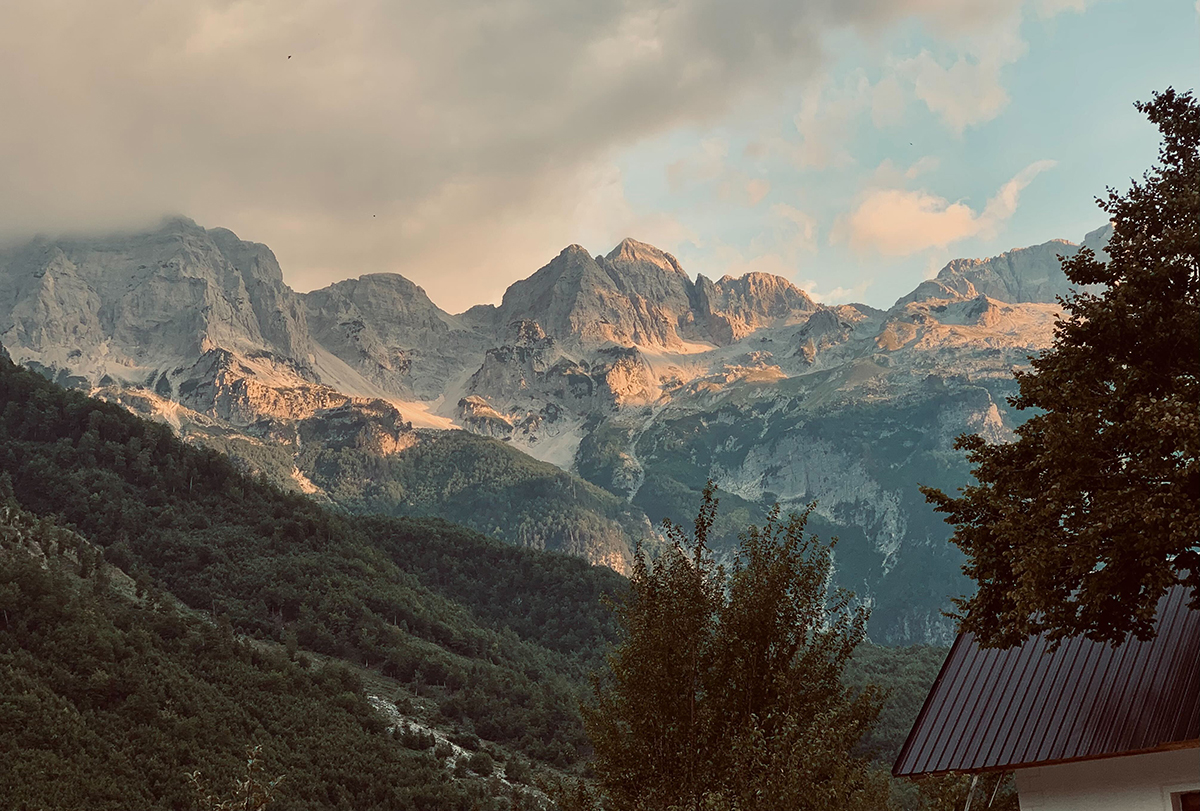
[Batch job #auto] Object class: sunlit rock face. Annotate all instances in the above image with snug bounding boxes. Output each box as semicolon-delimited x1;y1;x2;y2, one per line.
693;272;819;344
0;219;1108;643
474;242;692;349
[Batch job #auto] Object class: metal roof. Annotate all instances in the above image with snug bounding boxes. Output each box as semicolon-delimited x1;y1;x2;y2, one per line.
893;585;1200;777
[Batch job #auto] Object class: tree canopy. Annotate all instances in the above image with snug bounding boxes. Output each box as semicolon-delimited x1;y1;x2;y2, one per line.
583;484;889;810
922;88;1199;647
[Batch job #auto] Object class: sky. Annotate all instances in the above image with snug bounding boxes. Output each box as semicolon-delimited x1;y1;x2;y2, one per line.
0;0;1195;313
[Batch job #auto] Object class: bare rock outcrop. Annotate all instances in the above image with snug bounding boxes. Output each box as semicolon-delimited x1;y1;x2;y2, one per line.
303;273;489;400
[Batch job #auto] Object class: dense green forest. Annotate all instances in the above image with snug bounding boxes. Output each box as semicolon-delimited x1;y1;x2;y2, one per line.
0;352;950;807
301;429;653;568
0;352;618;769
197;412;650;571
0;505;522;810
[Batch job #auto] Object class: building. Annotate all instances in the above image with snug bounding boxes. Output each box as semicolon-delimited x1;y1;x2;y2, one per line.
893;585;1199;810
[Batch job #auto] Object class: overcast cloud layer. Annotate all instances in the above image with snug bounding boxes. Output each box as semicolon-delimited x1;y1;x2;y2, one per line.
1;0;1075;310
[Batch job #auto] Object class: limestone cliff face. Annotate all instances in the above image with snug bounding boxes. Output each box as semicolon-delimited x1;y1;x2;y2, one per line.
484;242;690;348
789;305;882;366
602;238;693;304
172;349;349;426
457;321;659;455
294;399;419;457
0;218;314;385
599;238;697;344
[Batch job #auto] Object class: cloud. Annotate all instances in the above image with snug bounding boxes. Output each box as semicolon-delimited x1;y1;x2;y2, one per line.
770;204;819;255
743;178;773;206
1035;0;1100;17
836;188;979;255
832;159;1056;255
797;277;874;304
870;74;908;128
899;50;1013;133
891;9;1032;133
0;0;1054;309
666;138;772;207
905;156;941;179
667;139;731;191
870;156;941;187
788;73;872;169
981;159;1058;221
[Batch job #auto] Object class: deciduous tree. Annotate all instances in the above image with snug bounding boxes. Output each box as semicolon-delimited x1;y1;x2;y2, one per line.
583;484;888;810
922;88;1199;646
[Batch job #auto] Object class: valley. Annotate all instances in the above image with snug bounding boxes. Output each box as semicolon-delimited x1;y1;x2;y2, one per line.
0;217;1110;642
0;344;945;810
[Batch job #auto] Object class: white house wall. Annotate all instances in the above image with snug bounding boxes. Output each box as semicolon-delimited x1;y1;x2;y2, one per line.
1015;748;1200;811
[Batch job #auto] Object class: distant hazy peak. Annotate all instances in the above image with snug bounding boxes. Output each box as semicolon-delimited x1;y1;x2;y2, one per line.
895;226;1110;308
1082;223;1114;260
715;271;812;297
700;272;818;316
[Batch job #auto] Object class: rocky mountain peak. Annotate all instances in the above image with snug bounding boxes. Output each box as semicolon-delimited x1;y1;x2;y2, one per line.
603;238;688;278
896;227;1109;308
495;240;690;348
0;219;312;385
302;272;490;401
1082;223;1114;261
305;273;450;338
715;271;815;306
693;271;819;344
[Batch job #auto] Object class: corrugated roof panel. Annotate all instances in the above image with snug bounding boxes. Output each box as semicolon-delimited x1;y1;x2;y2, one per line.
893;585;1199;776
973;633;1043;766
924;643;1001;770
987;633;1053;766
907;634;974;774
1095;597;1176;753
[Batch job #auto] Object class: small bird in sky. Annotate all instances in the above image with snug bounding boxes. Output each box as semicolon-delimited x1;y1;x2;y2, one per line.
287;55;292;59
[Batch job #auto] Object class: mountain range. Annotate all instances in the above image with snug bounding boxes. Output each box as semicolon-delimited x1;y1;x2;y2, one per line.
0;217;1111;642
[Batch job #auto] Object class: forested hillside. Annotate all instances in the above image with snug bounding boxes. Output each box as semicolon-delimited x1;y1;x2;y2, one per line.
188;407;651;574
295;429;652;572
0;351;621;770
0;504;511;810
0;351;948;806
